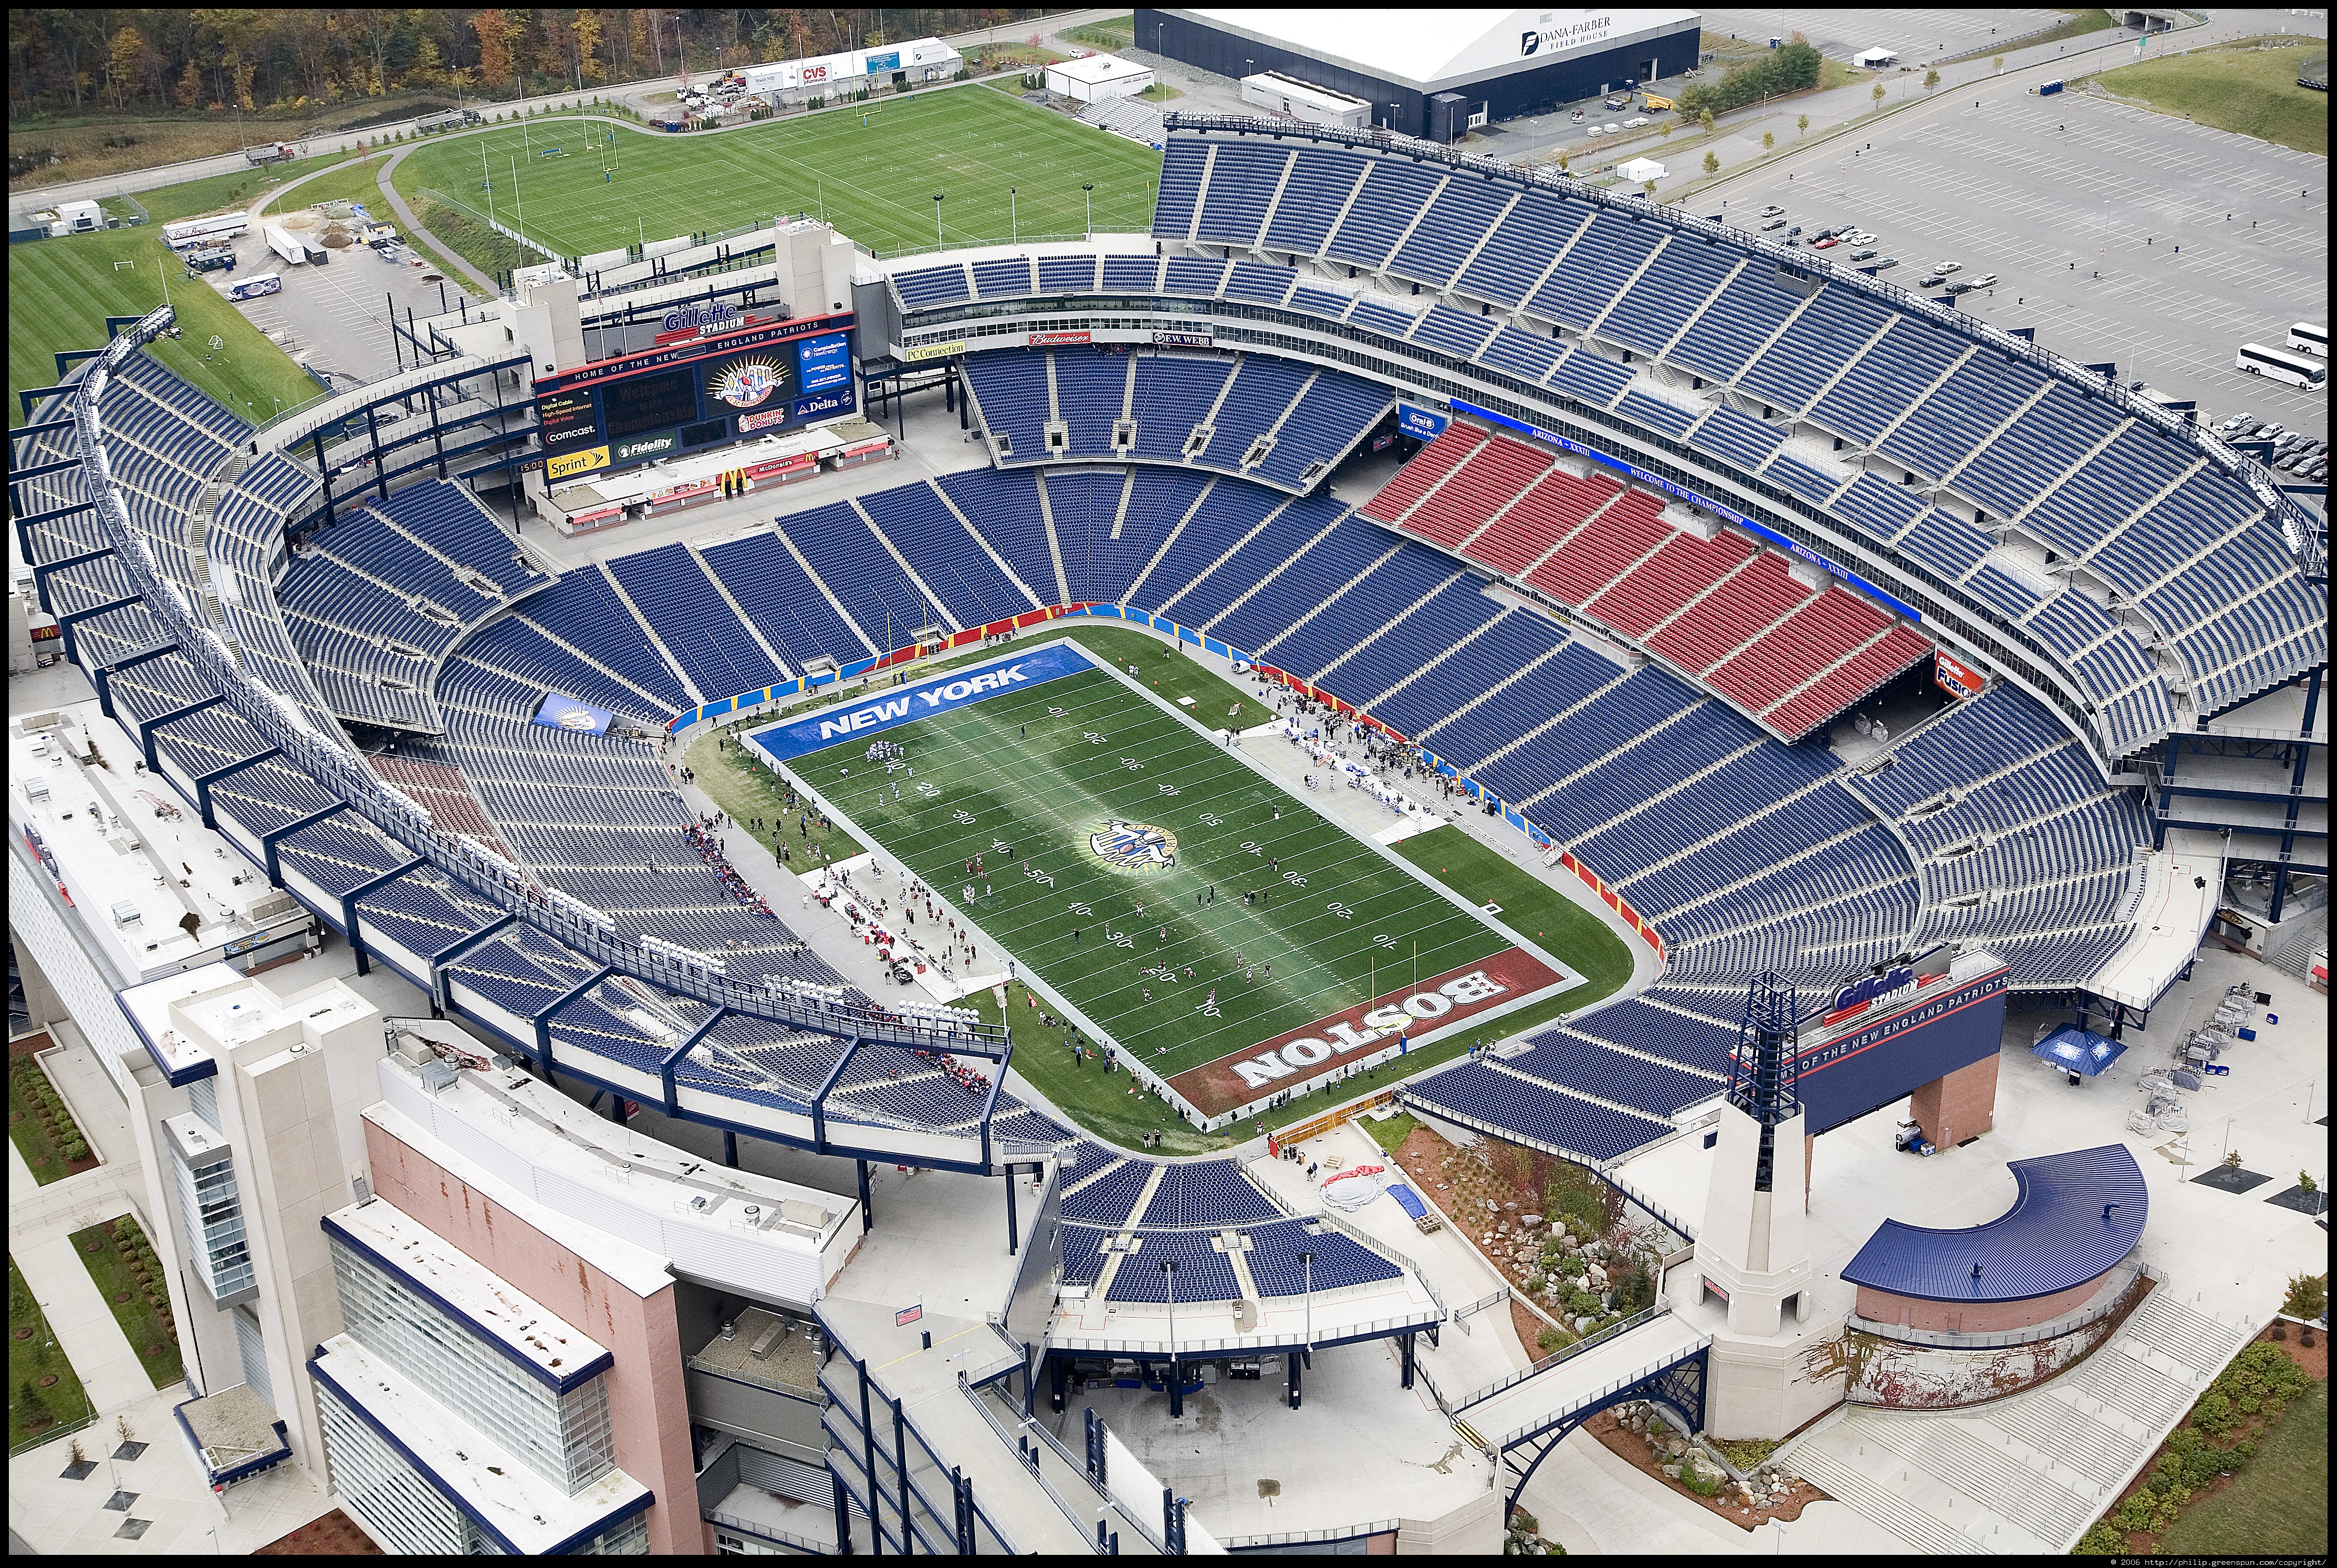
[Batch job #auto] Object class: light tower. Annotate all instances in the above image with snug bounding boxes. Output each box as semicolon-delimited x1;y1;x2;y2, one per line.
1682;971;1813;1335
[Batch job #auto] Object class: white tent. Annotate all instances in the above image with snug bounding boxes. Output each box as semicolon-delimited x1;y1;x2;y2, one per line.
1854;47;1898;67
1618;157;1668;184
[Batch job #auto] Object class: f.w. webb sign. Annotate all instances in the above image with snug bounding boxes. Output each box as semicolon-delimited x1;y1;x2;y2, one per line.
1169;948;1569;1116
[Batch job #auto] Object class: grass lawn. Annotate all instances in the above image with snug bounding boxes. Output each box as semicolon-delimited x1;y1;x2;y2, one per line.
390;90;1161;265
1389;827;1637;1006
2080;36;2329;155
779;660;1519;1072
685;621;1633;1144
8;1256;93;1450
1361;1110;1419;1154
7;1053;97;1185
7;227;317;428
961;978;1237;1154
1062;17;1138;52
264;152;399;219
68;1218;182;1392
2155;1374;2326;1555
734;634;1623;1139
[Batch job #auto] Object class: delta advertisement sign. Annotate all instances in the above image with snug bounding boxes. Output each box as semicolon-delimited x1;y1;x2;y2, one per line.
739;643;1094;765
1170;949;1572;1116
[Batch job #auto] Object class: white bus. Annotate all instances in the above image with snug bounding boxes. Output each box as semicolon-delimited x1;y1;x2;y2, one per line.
2235;343;2326;389
161;213;249;250
2287;322;2327;358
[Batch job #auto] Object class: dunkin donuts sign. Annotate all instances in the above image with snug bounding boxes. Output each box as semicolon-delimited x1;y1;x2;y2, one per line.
1168;948;1570;1116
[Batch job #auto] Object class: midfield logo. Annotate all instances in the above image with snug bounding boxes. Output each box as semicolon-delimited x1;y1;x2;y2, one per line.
1089;819;1177;873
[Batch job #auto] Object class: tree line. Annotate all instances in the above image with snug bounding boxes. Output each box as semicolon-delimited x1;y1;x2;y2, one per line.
1673;40;1824;119
7;8;1060;121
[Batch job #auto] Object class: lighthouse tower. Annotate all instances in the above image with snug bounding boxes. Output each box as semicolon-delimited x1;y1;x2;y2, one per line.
1683;971;1813;1336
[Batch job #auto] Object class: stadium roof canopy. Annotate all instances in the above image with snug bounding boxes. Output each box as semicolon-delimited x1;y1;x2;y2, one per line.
1841;1145;2148;1303
1173;7;1702;93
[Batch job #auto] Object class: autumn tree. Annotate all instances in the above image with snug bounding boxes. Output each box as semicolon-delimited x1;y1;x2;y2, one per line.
573;10;603;84
105;24;151;111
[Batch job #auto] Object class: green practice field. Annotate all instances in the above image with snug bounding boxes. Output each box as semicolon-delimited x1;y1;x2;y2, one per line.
392;89;1162;264
774;651;1605;1116
7;227;320;428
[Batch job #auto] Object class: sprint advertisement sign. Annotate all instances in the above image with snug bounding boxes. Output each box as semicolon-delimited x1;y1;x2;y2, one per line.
742;642;1095;765
546;445;610;482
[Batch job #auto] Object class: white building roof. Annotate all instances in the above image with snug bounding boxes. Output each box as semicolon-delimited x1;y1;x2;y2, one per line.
312;1333;651;1554
1048;53;1155;87
1175;8;1700;92
116;961;374;1082
370;1050;861;1305
10;704;313;984
325;1196;612;1385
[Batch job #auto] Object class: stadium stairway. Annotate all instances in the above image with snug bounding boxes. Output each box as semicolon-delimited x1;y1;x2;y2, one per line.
594;561;705;704
1785;1293;2249;1554
1412;638;1600;747
1353;602;1512;715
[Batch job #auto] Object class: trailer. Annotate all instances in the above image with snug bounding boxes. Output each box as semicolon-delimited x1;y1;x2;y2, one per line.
162;213;250;250
227;272;283;301
244;142;298;166
263;223;308;267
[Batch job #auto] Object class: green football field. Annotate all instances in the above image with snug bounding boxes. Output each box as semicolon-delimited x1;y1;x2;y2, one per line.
7;227;321;429
392;88;1162;263
778;656;1585;1111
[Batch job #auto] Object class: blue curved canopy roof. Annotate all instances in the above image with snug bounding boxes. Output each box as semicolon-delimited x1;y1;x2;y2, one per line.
1841;1144;2147;1303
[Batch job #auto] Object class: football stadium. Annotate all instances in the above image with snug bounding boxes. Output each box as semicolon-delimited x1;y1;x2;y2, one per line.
7;9;2326;1560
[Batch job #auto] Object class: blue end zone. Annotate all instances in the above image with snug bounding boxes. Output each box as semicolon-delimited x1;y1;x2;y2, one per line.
740;640;1098;766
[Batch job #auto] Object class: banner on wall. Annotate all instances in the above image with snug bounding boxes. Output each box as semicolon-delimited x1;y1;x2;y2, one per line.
530;691;615;736
1397;401;1451;441
1933;651;1985;700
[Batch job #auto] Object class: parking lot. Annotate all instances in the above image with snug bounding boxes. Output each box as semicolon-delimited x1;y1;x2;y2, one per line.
190;221;479;400
1709;82;2328;441
1699;7;2061;67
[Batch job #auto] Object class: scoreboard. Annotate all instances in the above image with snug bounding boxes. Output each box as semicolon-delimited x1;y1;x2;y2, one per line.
536;310;858;484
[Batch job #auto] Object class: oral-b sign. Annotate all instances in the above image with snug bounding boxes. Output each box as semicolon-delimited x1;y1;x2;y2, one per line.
743;642;1093;764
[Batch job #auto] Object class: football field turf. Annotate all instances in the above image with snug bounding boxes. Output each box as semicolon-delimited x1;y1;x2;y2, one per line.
392;88;1162;263
758;645;1587;1117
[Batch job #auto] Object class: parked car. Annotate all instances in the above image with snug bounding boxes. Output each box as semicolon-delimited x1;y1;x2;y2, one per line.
1760;216;1787;231
1936;261;1963;275
1759;204;1786;217
1813;227;1840;241
1944;279;1975;294
1850;248;1879;262
1917;273;1946;288
1813;236;1840;249
1785;224;1803;236
2217;413;2257;435
1970;273;1998;289
1872;256;1900;270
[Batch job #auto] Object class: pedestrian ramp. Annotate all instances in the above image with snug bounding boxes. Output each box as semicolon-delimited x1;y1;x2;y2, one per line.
1787;1290;2250;1553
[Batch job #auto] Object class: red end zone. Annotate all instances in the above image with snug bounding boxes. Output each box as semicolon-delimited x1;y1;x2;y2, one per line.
1167;948;1568;1117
